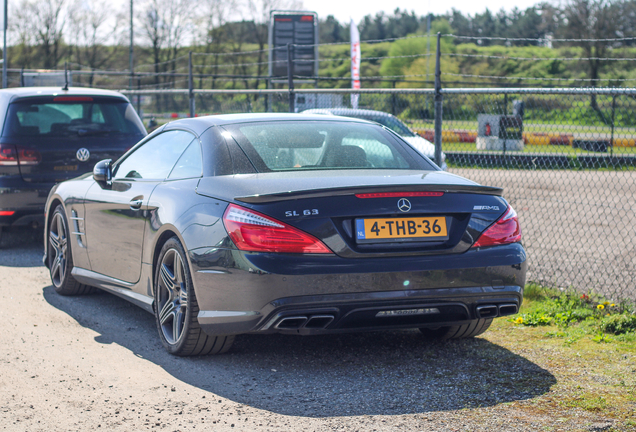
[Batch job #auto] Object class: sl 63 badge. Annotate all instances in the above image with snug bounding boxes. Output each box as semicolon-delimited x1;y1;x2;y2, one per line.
285;209;319;217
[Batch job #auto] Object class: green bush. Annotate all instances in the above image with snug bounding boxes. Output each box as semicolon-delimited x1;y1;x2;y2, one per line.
600;314;636;335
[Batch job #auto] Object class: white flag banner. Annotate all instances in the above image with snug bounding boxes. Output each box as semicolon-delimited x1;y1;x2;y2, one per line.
350;19;361;109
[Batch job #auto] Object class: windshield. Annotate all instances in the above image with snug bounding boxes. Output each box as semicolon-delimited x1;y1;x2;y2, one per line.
360;115;416;137
3;97;146;138
224;121;434;172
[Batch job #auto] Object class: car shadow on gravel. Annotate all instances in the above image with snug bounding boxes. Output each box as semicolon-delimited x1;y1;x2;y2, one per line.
0;227;44;267
44;285;557;418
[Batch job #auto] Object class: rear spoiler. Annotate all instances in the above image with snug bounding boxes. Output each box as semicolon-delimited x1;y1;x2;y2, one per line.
235;184;504;204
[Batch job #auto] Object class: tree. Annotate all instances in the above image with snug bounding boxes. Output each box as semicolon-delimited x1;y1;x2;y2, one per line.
319;15;347;43
68;0;124;85
138;0;197;109
561;0;621;110
196;0;237;91
12;0;66;68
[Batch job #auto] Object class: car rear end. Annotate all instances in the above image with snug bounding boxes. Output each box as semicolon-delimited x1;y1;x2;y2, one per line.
0;90;146;231
188;118;527;337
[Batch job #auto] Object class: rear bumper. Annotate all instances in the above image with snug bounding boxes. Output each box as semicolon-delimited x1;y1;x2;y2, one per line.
190;243;527;336
0;177;52;227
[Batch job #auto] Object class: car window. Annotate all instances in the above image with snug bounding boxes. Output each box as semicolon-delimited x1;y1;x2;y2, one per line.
114;130;195;180
167;140;203;180
224;121;432;172
362;115;415;137
3;98;146;137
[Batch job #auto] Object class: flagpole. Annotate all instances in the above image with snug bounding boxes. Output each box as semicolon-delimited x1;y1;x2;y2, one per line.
350;19;360;109
2;0;7;88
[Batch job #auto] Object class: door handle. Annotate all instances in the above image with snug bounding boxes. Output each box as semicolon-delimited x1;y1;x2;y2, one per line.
129;198;143;210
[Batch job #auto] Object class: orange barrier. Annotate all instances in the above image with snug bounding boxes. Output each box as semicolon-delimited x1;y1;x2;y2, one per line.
414;129;477;143
414;129;635;148
523;133;573;146
612;138;636;147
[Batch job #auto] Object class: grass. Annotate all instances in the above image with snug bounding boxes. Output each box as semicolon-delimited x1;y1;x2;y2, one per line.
484;284;636;428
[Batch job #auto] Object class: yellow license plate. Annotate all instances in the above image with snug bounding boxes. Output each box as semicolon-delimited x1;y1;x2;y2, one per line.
355;216;449;243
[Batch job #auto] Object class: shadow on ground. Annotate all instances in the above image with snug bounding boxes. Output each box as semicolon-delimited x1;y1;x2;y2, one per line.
0;227;44;267
44;285;556;417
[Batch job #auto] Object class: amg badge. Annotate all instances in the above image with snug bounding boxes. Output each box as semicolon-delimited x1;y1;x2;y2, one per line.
473;205;500;211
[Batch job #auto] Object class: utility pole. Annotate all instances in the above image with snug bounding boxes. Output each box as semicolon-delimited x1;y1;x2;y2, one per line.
425;14;432;80
287;44;295;113
129;0;134;90
433;32;443;168
188;51;194;118
2;0;7;88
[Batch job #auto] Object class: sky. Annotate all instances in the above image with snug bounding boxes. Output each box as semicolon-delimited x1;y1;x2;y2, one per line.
301;0;543;23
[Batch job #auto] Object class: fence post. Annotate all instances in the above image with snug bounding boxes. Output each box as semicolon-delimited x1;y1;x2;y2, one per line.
391;80;397;115
188;51;195;118
287;44;295;113
433;32;443;167
136;77;141;116
63;62;69;91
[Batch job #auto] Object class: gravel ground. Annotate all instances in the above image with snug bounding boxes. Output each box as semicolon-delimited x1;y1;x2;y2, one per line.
452;169;636;301
0;230;632;431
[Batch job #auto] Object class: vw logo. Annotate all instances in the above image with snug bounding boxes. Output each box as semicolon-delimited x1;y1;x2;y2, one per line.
397;198;412;213
76;148;90;162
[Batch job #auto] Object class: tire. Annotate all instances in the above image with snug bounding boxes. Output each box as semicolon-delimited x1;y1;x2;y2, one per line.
154;237;234;356
48;205;94;296
419;318;493;340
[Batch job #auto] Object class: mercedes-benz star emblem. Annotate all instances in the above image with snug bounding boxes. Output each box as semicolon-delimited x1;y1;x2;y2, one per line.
76;148;90;162
397;198;412;213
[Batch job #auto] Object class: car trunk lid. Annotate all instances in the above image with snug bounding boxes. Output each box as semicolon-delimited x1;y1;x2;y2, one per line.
199;170;507;257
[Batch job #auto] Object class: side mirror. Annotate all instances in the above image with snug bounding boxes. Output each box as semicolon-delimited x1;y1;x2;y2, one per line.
93;159;112;185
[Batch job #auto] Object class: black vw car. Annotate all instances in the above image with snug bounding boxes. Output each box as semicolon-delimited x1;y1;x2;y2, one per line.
44;114;526;356
0;87;146;243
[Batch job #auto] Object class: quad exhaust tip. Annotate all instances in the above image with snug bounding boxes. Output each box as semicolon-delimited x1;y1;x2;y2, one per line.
305;315;335;329
476;303;519;319
498;303;519;316
476;305;498;318
274;314;335;330
275;316;307;329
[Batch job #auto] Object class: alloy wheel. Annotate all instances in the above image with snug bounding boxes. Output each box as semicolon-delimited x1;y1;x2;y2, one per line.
49;212;68;287
157;248;188;345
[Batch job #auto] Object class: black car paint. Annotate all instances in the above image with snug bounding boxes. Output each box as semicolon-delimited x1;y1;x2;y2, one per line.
0;88;146;229
43;114;526;338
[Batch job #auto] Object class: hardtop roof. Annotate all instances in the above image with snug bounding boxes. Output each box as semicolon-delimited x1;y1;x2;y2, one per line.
0;87;130;102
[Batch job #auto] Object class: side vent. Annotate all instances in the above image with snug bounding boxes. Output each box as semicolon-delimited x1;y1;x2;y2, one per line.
70;209;86;248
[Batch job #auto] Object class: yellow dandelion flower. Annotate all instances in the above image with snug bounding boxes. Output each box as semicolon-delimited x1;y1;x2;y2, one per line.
603;301;610;306
597;304;605;310
610;304;616;307
515;317;524;324
606;313;610;316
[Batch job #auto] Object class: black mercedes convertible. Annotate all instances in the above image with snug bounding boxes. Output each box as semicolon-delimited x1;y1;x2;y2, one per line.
43;113;526;356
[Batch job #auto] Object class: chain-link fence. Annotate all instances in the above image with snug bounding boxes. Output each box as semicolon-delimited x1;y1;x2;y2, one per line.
121;87;636;302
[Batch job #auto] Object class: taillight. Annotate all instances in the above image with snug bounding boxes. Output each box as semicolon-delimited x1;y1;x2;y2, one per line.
472;206;522;248
0;144;41;166
0;210;15;216
18;148;41;165
0;144;18;166
222;203;332;254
